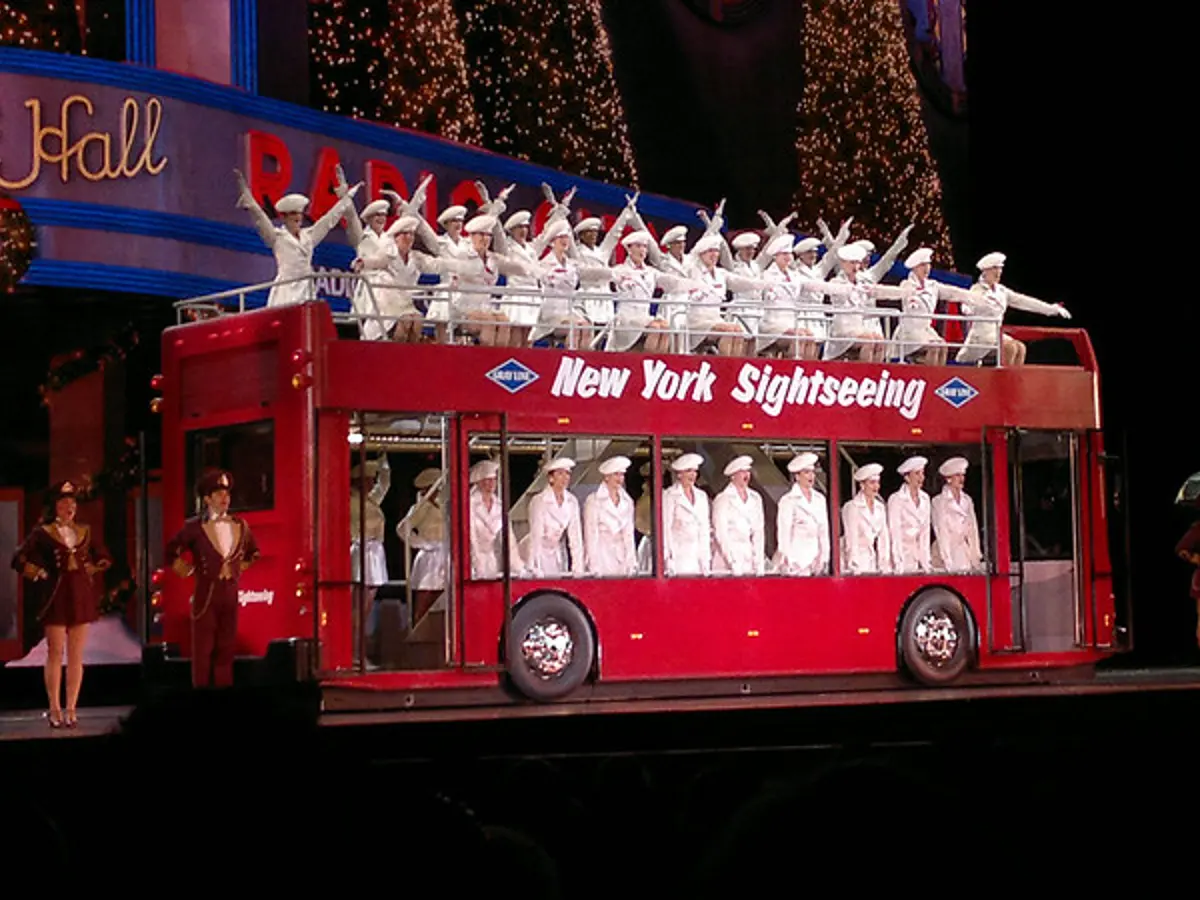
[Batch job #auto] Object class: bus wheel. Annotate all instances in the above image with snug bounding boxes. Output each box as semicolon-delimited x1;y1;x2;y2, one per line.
506;594;595;702
899;589;972;685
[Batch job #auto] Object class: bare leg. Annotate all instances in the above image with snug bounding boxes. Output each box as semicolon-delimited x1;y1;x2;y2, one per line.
65;623;88;724
44;625;65;724
644;322;669;354
435;323;448;344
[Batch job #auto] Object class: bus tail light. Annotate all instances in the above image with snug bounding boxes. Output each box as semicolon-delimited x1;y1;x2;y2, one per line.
150;374;164;391
150;591;162;607
291;373;312;389
149;397;163;414
291;349;312;366
150;567;165;586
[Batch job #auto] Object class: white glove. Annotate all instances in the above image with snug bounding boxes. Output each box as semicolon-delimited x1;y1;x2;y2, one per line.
1055;305;1072;319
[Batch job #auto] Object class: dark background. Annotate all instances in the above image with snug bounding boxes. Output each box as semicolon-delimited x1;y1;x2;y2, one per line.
0;0;1191;661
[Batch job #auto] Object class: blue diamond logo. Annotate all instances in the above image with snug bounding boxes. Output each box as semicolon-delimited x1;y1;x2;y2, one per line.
935;376;979;409
486;358;540;394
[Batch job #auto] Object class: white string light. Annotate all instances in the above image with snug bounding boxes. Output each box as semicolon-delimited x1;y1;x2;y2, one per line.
793;0;953;262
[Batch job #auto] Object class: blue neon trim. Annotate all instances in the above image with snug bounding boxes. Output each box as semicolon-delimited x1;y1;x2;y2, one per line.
0;47;971;287
124;0;156;67
230;0;258;93
20;197;358;268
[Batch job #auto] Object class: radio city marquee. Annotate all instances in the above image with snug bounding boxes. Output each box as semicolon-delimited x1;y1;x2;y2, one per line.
0;69;651;297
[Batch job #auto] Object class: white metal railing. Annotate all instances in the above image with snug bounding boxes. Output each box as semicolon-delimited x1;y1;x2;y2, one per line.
175;272;1016;365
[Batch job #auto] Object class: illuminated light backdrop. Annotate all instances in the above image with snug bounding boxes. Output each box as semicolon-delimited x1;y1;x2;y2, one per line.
310;0;637;187
0;2;63;50
381;0;482;145
793;0;954;261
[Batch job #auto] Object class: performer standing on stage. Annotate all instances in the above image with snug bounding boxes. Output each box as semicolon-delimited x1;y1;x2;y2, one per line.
165;471;260;689
12;480;111;727
234;169;361;308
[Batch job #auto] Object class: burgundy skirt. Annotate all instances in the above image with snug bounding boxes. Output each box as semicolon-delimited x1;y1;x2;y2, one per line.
40;570;99;627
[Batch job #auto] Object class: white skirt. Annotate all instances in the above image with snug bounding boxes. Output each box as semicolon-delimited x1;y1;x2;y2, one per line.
351;538;388;587
956;321;1001;364
412;544;448;590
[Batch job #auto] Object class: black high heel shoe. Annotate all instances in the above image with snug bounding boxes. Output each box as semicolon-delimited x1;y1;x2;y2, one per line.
64;709;78;728
47;710;63;728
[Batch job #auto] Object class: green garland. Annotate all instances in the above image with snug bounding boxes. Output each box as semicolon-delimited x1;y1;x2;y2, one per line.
38;325;140;402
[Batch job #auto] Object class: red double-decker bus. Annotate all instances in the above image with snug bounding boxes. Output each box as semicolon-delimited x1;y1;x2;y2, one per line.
149;291;1127;710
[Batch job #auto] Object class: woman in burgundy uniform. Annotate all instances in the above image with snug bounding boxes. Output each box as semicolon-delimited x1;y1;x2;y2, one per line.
11;480;111;727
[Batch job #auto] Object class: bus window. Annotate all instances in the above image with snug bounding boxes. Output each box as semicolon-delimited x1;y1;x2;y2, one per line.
503;434;654;579
763;442;832;577
348;412;451;672
660;440;794;577
837;442;987;575
185;419;274;514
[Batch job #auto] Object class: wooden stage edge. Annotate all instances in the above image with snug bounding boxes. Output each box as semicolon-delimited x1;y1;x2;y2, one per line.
4;666;1200;743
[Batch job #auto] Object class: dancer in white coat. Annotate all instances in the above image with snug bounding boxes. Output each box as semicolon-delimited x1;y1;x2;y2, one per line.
234;169;361;308
712;455;766;576
686;236;768;356
957;252;1071;366
583;456;639;577
821;244;911;363
773;452;830;576
572;209;632;327
890;246;974;365
607;230;700;353
468;460;524;580
887;455;933;574
525;458;585;578
661;453;712;576
529;220;611;348
499;210;544;346
841;462;892;574
931;457;983;572
397;467;448;621
756;233;822;360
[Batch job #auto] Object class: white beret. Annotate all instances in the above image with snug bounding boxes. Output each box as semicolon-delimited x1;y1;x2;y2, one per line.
897;455;928;475
469;460;499;483
853;462;883;482
360;199;390;220
661;225;688;246
723;455;753;477
693;234;723;255
598;455;631;476
504;210;532;230
853;239;876;254
544;457;575;473
732;232;761;250
414;467;440;489
275;193;309;214
939;456;969;477
542;219;571;242
672;453;704;472
621;229;652;248
977;251;1006;270
574;217;602;233
787;452;819;473
464;214;497;235
386;215;420;235
793;237;822;254
838;244;867;262
437;205;467;225
766;233;795;257
904;247;933;269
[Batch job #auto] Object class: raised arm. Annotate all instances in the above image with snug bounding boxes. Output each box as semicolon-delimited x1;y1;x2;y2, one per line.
308;183;362;245
334;164;364;247
367;454;390;505
814;217;853;278
865;223;914;282
234;169;278;248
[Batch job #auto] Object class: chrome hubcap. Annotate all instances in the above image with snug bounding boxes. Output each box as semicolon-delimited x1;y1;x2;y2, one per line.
914;610;959;666
520;618;575;679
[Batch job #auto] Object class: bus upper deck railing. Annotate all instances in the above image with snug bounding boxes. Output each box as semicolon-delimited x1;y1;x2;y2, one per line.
174;273;1087;369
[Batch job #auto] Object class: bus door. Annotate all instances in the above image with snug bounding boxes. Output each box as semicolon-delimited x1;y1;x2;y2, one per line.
1005;429;1085;653
456;412;512;670
330;411;458;674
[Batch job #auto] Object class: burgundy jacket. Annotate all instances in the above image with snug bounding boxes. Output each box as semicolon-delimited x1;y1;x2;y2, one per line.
166;514;260;618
